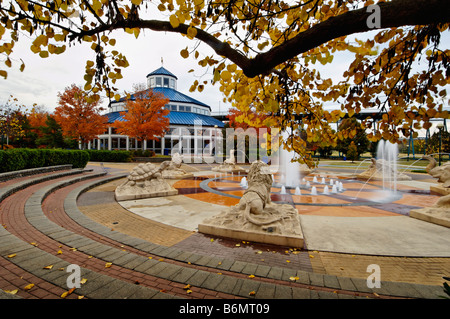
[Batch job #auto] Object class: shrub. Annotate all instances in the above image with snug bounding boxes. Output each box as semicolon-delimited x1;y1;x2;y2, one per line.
0;149;89;173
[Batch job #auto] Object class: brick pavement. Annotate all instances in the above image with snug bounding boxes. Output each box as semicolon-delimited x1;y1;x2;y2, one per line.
0;166;448;300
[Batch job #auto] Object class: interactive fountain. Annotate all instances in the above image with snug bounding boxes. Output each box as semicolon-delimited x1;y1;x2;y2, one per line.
357;140;410;200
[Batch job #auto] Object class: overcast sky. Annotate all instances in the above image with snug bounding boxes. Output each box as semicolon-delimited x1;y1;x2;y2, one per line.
0;28;233;114
1;22;448;138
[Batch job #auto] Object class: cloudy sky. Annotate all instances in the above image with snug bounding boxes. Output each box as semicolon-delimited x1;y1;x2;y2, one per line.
0;27;232;114
1;17;448;139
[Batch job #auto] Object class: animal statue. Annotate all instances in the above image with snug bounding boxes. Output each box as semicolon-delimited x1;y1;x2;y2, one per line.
237;160;285;226
224;149;236;166
423;155;450;188
125;162;165;186
160;152;187;174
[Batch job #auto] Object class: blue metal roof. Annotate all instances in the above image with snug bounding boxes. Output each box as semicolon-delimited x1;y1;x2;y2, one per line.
146;67;178;79
153;87;210;109
111;87;211;110
105;111;225;128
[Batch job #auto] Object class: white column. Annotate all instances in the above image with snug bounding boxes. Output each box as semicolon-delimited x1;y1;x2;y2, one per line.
126;136;129;151
108;127;112;151
143;139;147;150
97;138;101;150
161;137;165;155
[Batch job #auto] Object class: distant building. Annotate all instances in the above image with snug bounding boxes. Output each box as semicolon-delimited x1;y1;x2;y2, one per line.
91;66;225;156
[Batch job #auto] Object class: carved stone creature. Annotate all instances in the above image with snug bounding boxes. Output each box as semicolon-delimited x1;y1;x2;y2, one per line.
409;155;450;228
238;160;284;226
212;149;245;173
161;153;193;179
115;161;177;201
198;160;304;247
357;158;411;181
223;149;236;166
423;155;450;188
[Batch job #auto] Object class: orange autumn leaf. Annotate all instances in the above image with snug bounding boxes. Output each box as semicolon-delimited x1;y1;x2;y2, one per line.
113;88;170;142
61;287;76;299
54;84;107;145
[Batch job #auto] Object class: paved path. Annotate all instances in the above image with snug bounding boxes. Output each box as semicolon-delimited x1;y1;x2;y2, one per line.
0;163;448;301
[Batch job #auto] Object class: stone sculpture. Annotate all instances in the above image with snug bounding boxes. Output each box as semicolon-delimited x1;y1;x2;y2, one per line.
199;160;304;247
161;153;194;179
409;155;450;228
212;149;245;173
357;158;411;181
115;161;177;201
423;155;450;190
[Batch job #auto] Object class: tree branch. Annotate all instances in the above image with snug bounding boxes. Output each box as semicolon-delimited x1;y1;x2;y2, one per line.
70;0;450;78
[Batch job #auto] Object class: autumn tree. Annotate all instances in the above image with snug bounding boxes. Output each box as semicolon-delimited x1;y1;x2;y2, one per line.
113;87;170;143
336;117;370;157
54;84;107;148
1;0;449;165
0;95;25;149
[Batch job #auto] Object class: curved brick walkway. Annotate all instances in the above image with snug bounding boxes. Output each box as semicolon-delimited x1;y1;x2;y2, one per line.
0;165;447;300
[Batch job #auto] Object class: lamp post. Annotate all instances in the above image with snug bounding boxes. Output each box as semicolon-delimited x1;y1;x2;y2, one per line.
437;122;444;166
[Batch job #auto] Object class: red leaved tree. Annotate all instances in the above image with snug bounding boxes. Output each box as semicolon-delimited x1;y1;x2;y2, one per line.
54;84;108;148
113;88;170;142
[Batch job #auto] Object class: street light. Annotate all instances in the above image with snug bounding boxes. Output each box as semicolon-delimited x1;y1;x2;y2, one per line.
437;122;444;166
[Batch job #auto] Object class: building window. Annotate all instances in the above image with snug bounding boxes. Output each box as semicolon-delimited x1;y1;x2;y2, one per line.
164;77;170;87
156;77;162;86
171;105;177;111
170;78;175;89
149;77;155;88
185;106;191;112
179;105;185;112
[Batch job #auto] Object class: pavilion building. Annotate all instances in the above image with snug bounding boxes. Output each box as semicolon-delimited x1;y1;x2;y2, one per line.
91;66;225;156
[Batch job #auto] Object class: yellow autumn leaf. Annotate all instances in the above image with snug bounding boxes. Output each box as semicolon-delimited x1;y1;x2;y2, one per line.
186;289;192;294
286;260;291;263
289;276;300;281
57;250;62;255
23;283;35;291
210;238;214;242
78;295;85;299
221;70;232;82
187;26;197;39
249;291;256;296
60;287;76;299
309;255;314;258
180;48;189;59
248;275;255;278
105;262;112;268
7;253;16;258
183;284;191;290
43;265;53;270
5;289;18;295
80;278;87;285
169;15;180;28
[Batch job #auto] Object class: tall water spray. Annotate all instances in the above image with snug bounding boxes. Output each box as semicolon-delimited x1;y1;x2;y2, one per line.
376;140;398;194
279;130;301;188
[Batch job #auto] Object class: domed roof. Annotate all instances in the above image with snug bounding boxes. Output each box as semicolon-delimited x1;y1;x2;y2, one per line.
146;66;178;79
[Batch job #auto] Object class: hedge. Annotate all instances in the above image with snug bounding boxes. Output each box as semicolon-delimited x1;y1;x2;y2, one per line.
86;150;132;163
0;149;89;173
